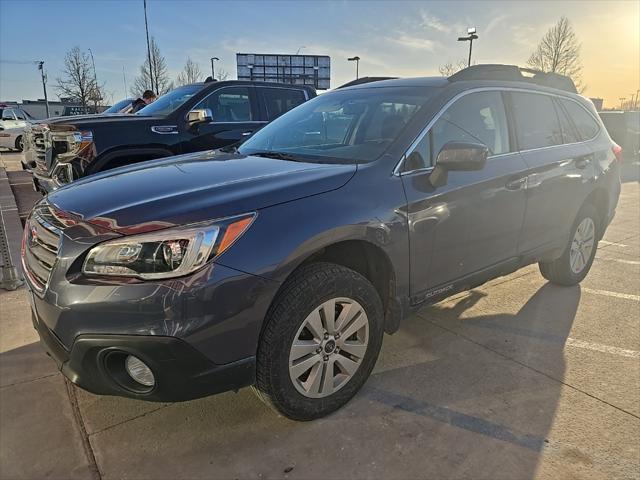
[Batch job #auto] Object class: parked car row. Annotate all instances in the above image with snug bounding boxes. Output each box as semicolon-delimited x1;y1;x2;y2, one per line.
0;104;37;151
21;65;621;420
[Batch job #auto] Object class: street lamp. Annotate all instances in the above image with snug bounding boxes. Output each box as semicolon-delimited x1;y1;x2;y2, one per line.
210;57;219;80
36;61;50;118
348;56;360;79
457;27;478;67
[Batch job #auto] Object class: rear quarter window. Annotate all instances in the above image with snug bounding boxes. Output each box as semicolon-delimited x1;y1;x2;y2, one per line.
560;99;600;141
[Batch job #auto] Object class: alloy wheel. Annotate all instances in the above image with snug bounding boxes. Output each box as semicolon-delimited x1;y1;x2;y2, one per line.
289;297;369;398
570;217;595;274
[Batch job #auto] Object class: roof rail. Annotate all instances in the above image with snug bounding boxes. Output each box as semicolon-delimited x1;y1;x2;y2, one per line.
337;77;397;89
448;64;578;94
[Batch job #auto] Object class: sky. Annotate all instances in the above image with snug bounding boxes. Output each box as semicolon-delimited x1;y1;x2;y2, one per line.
0;0;638;108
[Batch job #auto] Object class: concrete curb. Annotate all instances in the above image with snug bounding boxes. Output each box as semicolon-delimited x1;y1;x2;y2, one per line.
0;166;25;288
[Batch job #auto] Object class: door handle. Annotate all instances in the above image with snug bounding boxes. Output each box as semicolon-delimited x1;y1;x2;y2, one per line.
241;131;253;137
575;157;590;169
505;177;527;190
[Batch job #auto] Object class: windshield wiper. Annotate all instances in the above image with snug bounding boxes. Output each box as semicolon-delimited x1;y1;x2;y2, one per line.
248;151;302;161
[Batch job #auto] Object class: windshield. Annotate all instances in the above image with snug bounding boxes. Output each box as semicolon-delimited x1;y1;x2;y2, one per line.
239;86;436;164
136;85;204;116
104;98;133;113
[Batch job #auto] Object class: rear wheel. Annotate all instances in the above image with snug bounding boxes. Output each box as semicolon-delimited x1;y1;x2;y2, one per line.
254;262;384;420
15;135;23;152
539;204;599;286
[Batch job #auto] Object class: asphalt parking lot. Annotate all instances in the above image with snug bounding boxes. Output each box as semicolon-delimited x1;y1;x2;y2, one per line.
0;150;638;480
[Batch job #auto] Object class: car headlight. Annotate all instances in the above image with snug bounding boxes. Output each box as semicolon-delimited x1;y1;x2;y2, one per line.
82;213;255;279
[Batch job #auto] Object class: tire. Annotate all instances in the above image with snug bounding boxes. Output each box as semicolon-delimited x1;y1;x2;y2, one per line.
254;262;384;421
539;203;600;286
14;135;23;152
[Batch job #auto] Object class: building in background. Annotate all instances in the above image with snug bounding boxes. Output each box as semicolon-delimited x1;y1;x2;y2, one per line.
237;53;331;90
0;98;109;119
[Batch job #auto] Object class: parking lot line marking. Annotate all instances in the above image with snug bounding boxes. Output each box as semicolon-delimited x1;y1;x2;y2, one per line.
598;258;640;266
583;287;640;302
566;338;640;358
599;240;628;247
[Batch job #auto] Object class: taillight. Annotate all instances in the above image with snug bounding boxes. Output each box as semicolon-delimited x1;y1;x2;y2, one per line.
612;143;624;164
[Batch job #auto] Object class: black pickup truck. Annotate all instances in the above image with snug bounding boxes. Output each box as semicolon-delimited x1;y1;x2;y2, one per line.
24;80;315;193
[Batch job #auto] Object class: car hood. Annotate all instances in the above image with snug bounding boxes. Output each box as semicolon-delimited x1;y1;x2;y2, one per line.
47;151;357;234
38;113;165;128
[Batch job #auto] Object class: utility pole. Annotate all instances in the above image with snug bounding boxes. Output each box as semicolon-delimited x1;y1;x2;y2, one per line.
37;61;50;118
348;56;360;79
123;66;128;98
210;57;219;79
458;27;478;67
88;48;99;112
143;0;154;92
619;97;626;110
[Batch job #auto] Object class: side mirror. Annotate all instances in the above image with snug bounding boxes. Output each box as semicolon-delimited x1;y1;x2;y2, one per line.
186;108;213;125
430;141;488;187
436;141;488;170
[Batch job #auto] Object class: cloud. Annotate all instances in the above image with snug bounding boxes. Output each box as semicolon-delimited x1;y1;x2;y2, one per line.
420;11;451;34
389;34;437;52
485;14;510;35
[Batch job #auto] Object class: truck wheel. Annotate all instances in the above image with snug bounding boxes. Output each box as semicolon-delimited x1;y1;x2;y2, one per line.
254;262;384;421
15;135;23;152
539;204;600;286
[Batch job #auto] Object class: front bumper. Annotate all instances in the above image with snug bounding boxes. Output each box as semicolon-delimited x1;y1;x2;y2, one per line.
32;309;256;401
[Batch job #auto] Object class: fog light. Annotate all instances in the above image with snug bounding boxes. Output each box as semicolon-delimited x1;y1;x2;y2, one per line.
124;355;155;387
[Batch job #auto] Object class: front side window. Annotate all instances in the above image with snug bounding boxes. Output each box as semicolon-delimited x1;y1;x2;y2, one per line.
560;99;599;141
511;92;563;150
239;86;437;164
136;84;204;116
404;91;510;172
261;88;306;120
194;87;252;122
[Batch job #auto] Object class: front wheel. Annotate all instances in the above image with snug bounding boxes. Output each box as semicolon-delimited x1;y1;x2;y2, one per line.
539;203;599;286
254;262;384;420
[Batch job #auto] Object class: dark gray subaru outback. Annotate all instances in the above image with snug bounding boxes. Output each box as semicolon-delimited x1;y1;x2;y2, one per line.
23;65;621;420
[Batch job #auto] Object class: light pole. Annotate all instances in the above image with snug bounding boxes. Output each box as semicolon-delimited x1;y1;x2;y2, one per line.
143;0;154;92
348;56;360;79
88;48;99;112
36;61;50;118
619;97;626;110
210;57;219;79
457;27;478;67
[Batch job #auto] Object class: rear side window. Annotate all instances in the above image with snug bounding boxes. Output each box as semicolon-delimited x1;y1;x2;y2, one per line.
261;88;306;120
511;92;563;150
554;100;580;144
195;87;252;122
560;99;599;141
1;109;15;120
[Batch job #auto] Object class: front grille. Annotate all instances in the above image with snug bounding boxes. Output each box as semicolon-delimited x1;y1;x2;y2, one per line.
22;205;63;292
28;125;53;173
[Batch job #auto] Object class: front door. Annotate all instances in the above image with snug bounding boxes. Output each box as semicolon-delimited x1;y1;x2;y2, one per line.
400;90;528;303
182;86;266;153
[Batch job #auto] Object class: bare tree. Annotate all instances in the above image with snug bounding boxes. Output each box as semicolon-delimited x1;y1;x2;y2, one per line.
438;59;469;77
176;58;203;86
215;68;230;81
527;16;585;91
131;37;172;96
56;47;98;107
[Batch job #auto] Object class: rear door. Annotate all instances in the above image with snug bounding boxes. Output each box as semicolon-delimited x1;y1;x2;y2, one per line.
182;86;266;153
509;91;595;255
401;90;529;301
258;87;308;121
